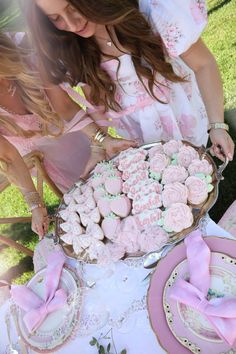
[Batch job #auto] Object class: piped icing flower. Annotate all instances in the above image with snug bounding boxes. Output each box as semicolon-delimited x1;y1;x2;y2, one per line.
149;154;170;174
163;140;183;157
162;182;188;208
185;176;209;204
161;165;188;184
176;146;199;168
148;144;164;158
188;158;213;176
163;203;193;232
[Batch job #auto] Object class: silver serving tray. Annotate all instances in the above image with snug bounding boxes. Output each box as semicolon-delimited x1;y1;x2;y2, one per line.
54;141;228;263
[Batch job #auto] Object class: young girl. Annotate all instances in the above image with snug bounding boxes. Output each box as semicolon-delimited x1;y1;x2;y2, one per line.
0;32;135;237
24;0;234;162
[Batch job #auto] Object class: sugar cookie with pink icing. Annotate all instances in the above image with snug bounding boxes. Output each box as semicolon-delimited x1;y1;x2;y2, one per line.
132;192;162;214
122;170;149;193
134;209;162;229
122;161;150;180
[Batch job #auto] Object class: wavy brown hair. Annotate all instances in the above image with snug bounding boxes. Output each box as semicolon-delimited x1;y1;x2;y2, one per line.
23;0;185;111
0;32;63;137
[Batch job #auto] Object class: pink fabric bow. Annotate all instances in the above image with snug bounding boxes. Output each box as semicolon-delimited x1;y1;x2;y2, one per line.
11;251;67;333
170;230;236;346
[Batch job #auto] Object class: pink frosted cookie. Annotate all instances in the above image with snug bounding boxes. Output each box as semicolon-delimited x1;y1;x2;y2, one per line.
127;180;150;199
138;181;162;196
148;144;164;158
86;222;104;240
72;188;81;199
110;195;131;217
65;200;78;212
163;203;193;233
80;207;101;226
88;240;112;265
122;161;150;180
93;185;106;201
63;193;74;205
188;159;213;176
106;242;126;262
162;182;188;208
97;196;112;217
176;146;199;168
132;192;162;214
118;148;147;171
104;175;123;195
149;153;170;174
134;209;162;229
60;221;83;235
91;173;103;189
185;176;208;205
93;161;116;174
163;140;183;157
102;169;122;180
80;185;93;196
101;213;121;241
116;217;141;253
139;225;169;252
59;210;80;223
161;165;188;184
122;170;149;193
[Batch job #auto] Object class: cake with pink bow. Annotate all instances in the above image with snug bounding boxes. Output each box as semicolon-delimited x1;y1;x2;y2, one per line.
58;140;215;264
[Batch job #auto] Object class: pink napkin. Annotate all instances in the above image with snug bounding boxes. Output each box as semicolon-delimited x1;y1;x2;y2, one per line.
11;251;67;333
170;230;236;346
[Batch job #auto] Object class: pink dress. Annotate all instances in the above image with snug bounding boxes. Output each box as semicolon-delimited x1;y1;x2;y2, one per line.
0;107;91;193
100;0;209;146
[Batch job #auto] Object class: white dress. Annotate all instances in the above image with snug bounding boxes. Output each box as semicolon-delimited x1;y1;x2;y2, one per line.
101;0;209;146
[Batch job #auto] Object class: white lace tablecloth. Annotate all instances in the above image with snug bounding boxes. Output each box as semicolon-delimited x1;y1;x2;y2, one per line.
0;217;234;354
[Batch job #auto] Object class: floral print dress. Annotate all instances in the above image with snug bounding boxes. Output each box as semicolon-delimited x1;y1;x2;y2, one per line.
101;0;209;146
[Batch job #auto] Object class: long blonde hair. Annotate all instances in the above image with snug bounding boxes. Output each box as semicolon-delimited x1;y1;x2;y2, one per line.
0;32;63;137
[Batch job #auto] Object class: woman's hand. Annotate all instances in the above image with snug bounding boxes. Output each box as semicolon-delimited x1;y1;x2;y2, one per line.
102;136;137;159
209;129;234;161
81;146;106;179
31;206;49;240
81;136;137;179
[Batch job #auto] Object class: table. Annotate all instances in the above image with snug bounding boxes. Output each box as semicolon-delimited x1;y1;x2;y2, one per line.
0;217;233;354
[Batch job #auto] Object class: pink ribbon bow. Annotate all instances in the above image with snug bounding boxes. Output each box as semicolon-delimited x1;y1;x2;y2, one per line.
170;230;236;346
11;251;67;333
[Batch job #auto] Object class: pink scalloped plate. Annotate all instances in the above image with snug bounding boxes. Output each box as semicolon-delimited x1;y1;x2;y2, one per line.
147;236;236;354
17;267;83;353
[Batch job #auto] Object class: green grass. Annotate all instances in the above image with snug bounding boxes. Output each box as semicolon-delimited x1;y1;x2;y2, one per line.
203;0;236;110
0;0;235;284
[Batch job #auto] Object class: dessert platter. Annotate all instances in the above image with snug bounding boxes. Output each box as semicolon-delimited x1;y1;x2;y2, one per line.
55;140;228;264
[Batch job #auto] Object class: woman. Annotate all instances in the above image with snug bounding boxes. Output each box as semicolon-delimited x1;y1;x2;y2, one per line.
0;32;136;237
23;0;234;161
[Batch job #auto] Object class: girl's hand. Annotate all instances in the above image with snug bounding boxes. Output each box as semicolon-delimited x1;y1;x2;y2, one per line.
31;206;49;240
209;129;234;161
102;136;137;159
81;137;137;179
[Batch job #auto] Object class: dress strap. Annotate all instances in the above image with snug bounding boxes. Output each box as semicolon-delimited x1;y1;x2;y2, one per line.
63;109;93;133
